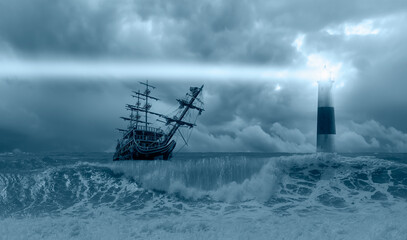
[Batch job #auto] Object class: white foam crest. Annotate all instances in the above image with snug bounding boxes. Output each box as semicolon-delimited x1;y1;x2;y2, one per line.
1;161;146;213
111;153;407;206
166;154;331;202
111;155;317;202
180;160;280;202
0;175;9;201
211;170;279;202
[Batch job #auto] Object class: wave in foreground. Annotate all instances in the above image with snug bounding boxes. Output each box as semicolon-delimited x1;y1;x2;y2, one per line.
0;152;406;239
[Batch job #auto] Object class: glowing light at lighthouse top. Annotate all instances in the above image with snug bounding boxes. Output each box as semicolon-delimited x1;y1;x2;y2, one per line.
319;65;334;82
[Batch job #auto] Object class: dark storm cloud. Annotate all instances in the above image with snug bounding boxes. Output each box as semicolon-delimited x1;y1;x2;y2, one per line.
1;0;407;62
0;0;119;57
0;80;128;152
0;0;295;63
1;0;407;152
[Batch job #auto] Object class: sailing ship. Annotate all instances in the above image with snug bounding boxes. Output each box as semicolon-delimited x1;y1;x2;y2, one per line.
113;81;204;161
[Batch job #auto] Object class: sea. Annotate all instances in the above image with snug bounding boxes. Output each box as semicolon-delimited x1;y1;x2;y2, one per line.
0;152;406;240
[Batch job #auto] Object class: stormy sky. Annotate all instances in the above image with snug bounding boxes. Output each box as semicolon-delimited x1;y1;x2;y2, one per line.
1;0;407;153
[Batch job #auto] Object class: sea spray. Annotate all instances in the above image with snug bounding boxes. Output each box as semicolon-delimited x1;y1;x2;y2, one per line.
1;152;407;239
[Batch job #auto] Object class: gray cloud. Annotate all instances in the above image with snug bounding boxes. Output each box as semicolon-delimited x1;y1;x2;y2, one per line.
0;0;119;57
337;120;407;152
0;0;305;63
0;80;127;152
185;122;314;153
1;0;406;62
1;0;407;153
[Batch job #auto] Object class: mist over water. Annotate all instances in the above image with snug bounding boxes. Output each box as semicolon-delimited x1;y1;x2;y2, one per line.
1;152;407;239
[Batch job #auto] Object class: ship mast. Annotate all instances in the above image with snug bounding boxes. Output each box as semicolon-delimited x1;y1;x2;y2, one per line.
163;85;204;143
125;80;159;130
140;80;153;130
135;90;141;128
120;83;203;144
119;80;160;133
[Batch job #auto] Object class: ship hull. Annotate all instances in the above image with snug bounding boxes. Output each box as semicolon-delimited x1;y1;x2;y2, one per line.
113;140;176;161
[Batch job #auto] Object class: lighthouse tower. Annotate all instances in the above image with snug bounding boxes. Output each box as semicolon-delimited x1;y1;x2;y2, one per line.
317;72;336;152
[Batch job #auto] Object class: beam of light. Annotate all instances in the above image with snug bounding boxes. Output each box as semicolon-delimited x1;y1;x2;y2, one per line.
0;58;342;83
306;54;342;83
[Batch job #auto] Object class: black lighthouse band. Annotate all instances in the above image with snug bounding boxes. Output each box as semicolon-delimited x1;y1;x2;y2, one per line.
317;106;336;135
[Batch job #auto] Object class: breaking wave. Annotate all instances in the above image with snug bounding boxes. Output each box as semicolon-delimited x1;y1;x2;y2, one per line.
1;152;407;239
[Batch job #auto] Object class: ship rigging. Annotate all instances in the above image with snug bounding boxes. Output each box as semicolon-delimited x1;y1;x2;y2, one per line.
113;81;204;160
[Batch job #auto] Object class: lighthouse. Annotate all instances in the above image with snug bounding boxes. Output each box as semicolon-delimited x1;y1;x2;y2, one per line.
316;73;336;152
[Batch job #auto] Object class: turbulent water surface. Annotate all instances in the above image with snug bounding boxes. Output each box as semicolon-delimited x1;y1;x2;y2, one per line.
1;152;407;239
